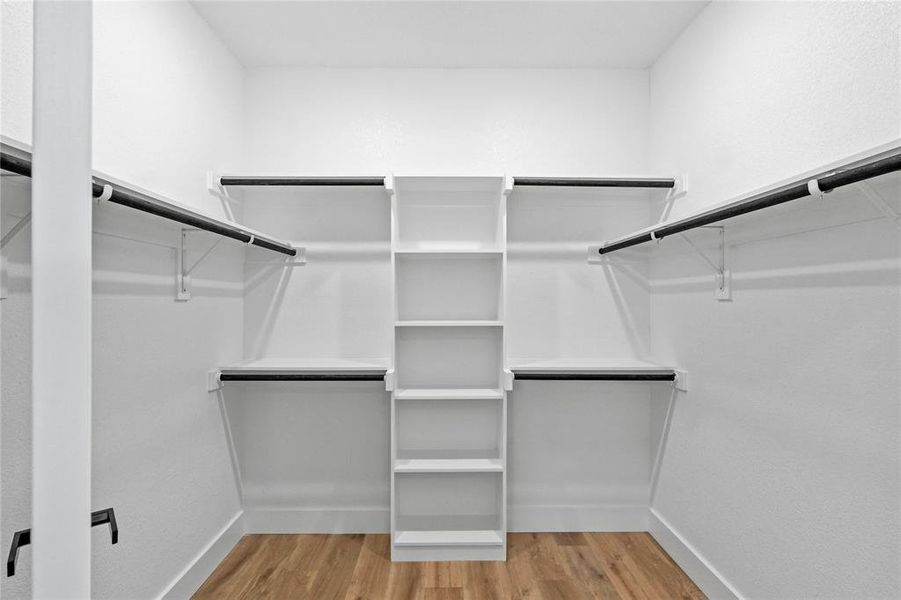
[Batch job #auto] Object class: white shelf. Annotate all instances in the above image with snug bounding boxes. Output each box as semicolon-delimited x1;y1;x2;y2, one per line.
394;457;503;473
394;529;505;547
508;358;675;376
396;326;502;389
396;320;503;328
394;248;504;255
394;388;504;400
393;175;506;192
219;357;390;373
396;251;502;322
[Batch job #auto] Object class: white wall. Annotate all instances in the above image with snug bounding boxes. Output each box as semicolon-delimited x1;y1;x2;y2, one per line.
1;1;246;597
647;2;900;598
230;185;393;526
238;68;664;530
243;67;648;175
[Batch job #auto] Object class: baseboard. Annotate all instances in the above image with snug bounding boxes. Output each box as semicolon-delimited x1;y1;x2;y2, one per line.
508;504;649;532
648;508;743;600
158;510;245;600
155;505;738;600
243;506;390;533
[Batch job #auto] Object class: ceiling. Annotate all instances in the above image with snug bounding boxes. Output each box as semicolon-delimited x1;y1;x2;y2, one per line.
191;1;709;69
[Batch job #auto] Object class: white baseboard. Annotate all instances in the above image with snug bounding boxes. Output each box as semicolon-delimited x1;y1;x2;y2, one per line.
243;506;390;533
156;506;737;600
158;511;245;600
508;504;648;532
648;508;743;600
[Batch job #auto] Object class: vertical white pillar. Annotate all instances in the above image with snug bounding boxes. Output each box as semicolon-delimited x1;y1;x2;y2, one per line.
31;1;93;597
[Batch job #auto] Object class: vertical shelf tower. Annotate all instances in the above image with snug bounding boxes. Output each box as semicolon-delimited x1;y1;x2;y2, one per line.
389;175;511;561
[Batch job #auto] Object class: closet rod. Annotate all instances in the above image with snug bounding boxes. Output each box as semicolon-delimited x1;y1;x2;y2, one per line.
219;176;385;187
514;177;675;188
513;372;676;381
219;371;386;382
0;142;297;257
597;147;901;255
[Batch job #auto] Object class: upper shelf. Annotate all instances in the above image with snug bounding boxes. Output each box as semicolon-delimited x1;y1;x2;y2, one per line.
214;358;389;383
0;137;297;257
509;358;677;382
594;141;901;255
220;175;386;187
393;175;507;251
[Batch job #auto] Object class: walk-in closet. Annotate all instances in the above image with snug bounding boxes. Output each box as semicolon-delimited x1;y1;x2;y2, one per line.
1;1;899;598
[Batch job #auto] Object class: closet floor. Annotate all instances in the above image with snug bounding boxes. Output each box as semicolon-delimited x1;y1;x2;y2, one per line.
193;532;705;599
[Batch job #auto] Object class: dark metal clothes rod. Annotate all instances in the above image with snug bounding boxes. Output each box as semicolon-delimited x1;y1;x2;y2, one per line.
0;143;296;257
7;508;118;577
220;176;386;187
513;372;676;381
0;152;31;178
514;177;675;188
598;149;901;255
219;371;387;382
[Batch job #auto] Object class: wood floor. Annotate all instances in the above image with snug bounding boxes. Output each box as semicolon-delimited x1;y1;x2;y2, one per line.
193;532;706;600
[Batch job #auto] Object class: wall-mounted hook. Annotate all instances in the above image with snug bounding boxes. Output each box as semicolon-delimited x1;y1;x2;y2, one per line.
7;508;118;577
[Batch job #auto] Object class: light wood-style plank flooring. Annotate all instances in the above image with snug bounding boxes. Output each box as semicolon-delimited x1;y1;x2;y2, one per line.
193;532;706;599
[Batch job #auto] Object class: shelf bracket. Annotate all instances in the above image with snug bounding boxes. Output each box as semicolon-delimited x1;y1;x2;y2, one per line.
657;173;689;223
7;508;117;577
208;369;223;392
177;229;230;301
207;171;237;222
0;211;31;251
1;211;32;302
673;369;688;392
857;181;901;228
679;226;731;301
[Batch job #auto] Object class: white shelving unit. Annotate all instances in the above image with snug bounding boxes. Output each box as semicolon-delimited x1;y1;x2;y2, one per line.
390;176;510;561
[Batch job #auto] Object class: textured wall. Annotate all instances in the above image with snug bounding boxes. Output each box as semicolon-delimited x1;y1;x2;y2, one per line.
648;2;901;598
243;67;649;174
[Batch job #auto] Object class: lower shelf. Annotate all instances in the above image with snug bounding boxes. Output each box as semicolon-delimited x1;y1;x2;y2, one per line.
394;529;505;547
394;388;503;400
394;457;503;473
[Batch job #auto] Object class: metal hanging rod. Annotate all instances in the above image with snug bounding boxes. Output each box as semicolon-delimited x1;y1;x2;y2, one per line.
514;177;676;188
0;140;297;257
597;146;901;255
513;371;676;382
219;176;675;189
7;508;117;577
219;176;386;187
219;370;387;382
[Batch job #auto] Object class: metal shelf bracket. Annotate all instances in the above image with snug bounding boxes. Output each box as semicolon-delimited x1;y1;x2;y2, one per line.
857;181;901;228
679;226;731;301
177;228;224;301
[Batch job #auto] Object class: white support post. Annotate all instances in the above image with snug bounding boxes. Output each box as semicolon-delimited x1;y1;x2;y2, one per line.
32;1;93;597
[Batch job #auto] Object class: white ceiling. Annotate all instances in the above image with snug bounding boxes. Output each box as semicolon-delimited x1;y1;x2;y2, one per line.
192;1;709;69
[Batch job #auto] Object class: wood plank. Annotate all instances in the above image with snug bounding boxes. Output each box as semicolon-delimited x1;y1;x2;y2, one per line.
192;533;705;600
587;534;657;600
345;534;392;600
611;533;707;600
